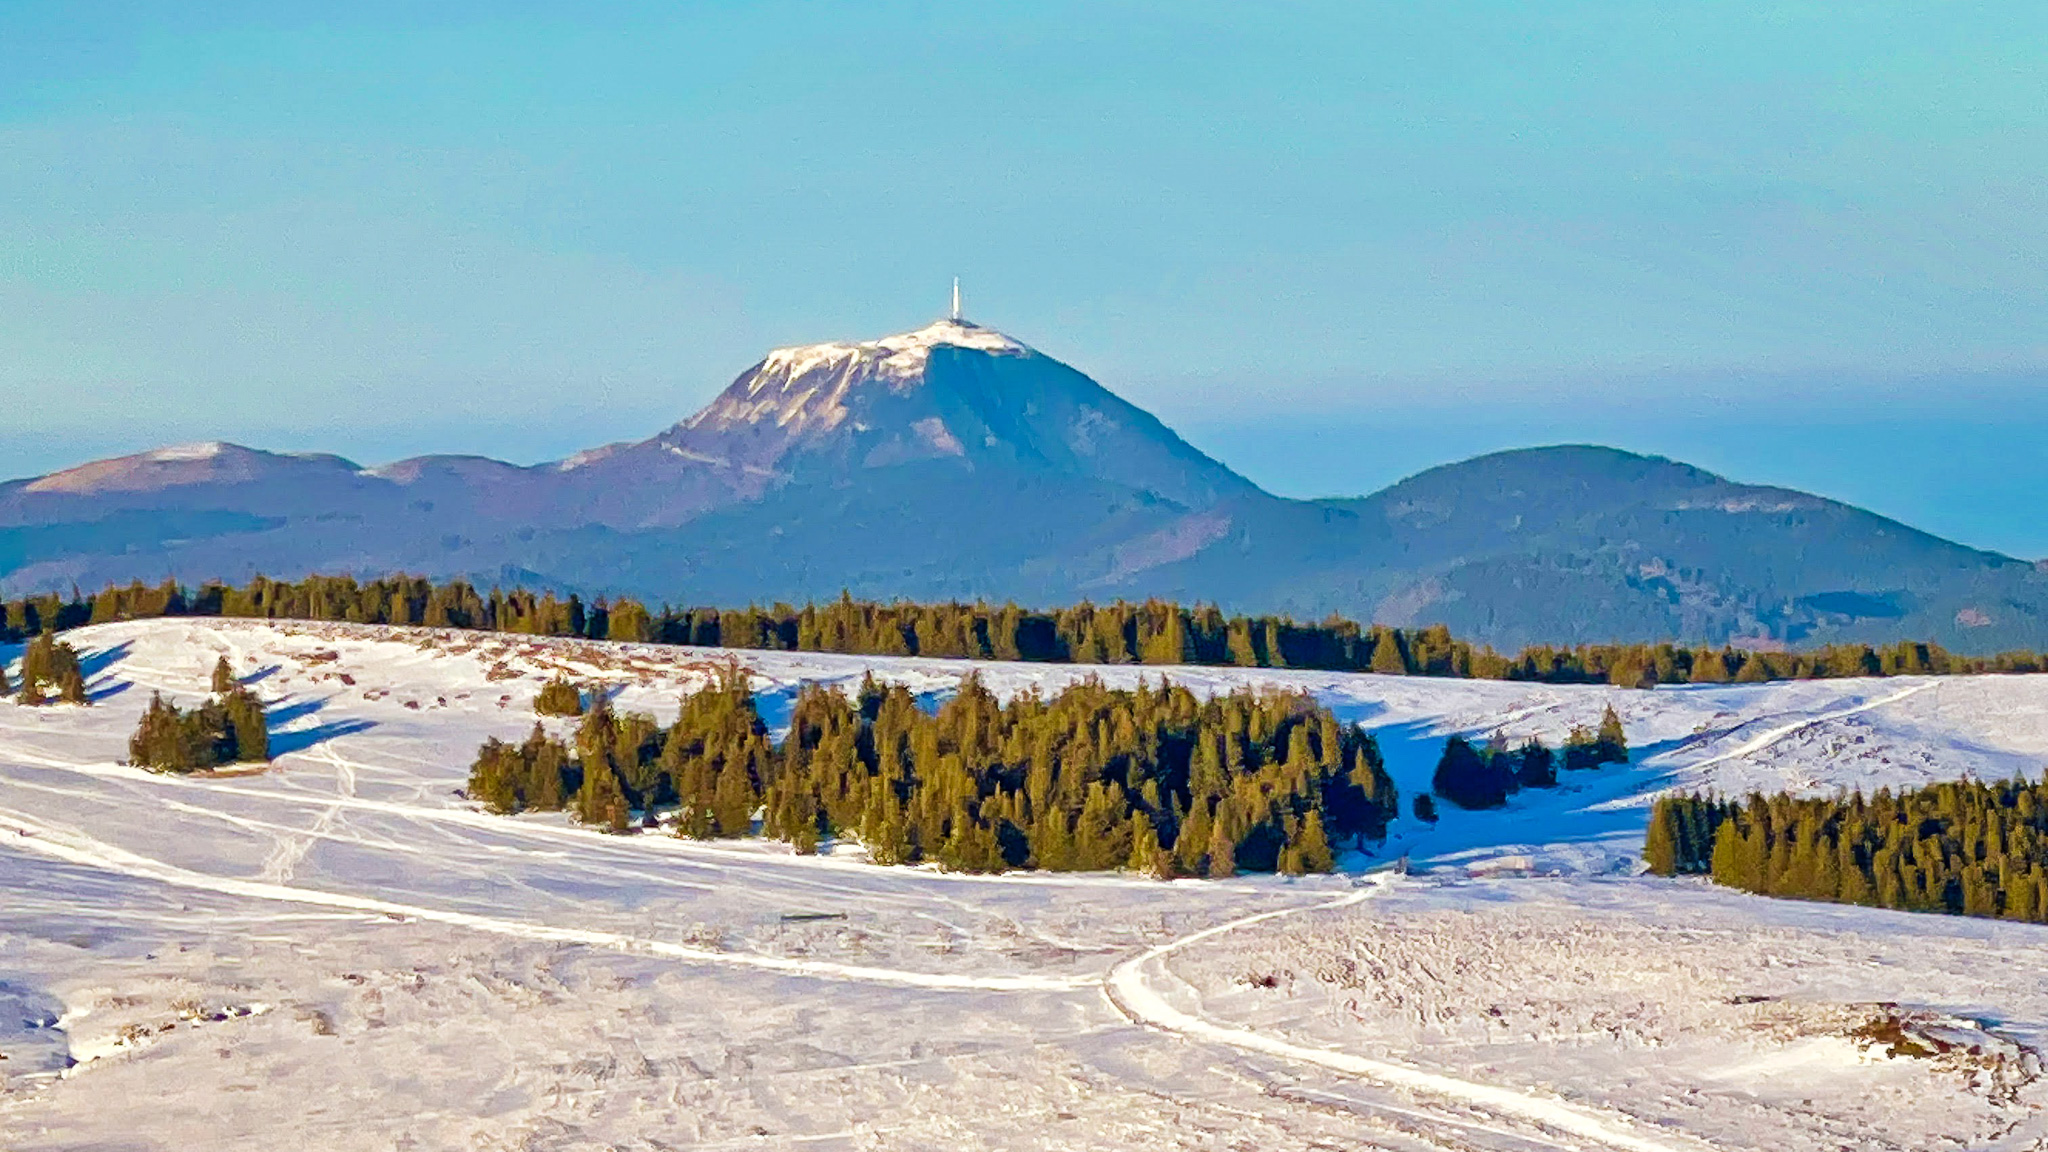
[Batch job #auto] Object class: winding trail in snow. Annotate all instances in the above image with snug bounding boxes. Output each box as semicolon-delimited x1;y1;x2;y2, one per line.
1102;879;1705;1152
1096;684;1950;1151
0;806;1093;994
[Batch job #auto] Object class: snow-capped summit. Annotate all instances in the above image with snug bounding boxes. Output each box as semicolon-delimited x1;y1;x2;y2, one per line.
749;319;1031;389
587;315;1257;519
23;441;364;496
681;319;1034;444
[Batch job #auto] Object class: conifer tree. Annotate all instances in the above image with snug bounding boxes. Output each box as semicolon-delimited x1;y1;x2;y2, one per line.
1643;798;1681;876
211;656;237;695
1294;809;1335;872
1595;705;1628;764
534;676;585;717
575;758;630;832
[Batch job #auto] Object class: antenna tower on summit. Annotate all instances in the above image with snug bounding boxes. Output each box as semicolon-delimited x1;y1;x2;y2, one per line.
951;277;961;321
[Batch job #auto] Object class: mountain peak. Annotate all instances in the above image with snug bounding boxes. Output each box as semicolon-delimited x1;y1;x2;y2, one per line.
22;441;364;496
747;319;1031;392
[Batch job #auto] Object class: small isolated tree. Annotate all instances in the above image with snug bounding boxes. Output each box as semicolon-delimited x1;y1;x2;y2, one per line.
211;655;237;695
1412;793;1438;824
534;676;585;717
1595;705;1629;765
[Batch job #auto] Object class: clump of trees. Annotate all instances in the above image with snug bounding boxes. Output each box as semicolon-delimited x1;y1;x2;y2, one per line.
10;574;2048;690
14;632;87;705
128;660;270;773
469;669;1401;876
533;676;585;717
1431;705;1625;810
1646;778;2048;923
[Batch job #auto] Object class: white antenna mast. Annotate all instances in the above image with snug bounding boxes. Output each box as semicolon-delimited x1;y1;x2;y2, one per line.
951;277;961;321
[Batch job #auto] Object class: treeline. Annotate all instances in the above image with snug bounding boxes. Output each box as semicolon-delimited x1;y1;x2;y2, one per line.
128;658;271;773
1646;780;2048;922
13;573;2048;688
1432;706;1629;810
470;670;1400;876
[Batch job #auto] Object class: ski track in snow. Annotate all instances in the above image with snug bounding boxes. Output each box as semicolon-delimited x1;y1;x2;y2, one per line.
1098;679;1946;1151
0;806;1093;994
1675;680;1938;776
8;618;2048;1149
1103;880;1705;1152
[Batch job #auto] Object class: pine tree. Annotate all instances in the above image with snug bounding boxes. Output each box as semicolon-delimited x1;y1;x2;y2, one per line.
1643;798;1681;876
1294;809;1335;873
1412;793;1438;824
1204;817;1237;878
1125;810;1169;877
211;656;237;695
1432;736;1509;809
575;760;631;832
534;676;585;716
1368;627;1407;675
1595;705;1628;764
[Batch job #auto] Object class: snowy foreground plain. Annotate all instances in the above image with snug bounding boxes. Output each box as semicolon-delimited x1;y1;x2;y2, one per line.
5;620;2048;1149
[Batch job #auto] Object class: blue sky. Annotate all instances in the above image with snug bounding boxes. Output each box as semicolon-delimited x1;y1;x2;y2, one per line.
4;3;2046;554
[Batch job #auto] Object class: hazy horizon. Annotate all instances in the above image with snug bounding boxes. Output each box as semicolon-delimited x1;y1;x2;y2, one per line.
5;3;2045;553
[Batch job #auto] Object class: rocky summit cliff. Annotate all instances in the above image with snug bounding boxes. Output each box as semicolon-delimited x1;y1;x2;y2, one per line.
5;317;2047;653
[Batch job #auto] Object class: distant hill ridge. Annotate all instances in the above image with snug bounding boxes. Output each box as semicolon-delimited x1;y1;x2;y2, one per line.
5;314;2046;653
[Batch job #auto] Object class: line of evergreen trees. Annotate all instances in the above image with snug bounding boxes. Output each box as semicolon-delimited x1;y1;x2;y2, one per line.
128;658;270;773
470;669;1400;876
13;573;2048;689
1646;779;2048;922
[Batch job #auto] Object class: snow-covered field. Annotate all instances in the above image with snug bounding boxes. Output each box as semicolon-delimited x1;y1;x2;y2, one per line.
4;618;2048;1149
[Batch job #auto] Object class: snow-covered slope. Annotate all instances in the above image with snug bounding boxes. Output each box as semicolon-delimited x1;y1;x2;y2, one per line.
6;619;2048;1148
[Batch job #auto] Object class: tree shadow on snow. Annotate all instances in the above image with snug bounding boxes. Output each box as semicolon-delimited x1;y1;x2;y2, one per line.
263;694;377;756
77;641;134;681
264;696;331;728
269;718;377;757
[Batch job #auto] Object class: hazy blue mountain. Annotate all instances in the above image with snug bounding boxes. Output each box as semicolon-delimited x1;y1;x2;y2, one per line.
6;320;2046;653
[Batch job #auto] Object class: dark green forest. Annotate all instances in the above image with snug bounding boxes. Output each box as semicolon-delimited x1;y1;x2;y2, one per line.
1647;782;2048;922
470;669;1399;876
9;573;2048;688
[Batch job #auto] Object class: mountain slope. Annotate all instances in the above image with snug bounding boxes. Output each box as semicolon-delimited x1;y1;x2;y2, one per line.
5;323;2046;652
1099;446;2048;651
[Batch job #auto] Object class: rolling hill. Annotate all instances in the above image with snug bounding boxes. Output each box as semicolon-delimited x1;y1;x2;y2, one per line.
5;316;2045;652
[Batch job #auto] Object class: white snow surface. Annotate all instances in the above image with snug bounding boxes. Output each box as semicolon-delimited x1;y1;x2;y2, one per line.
4;617;2048;1149
679;320;1033;442
756;319;1031;384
